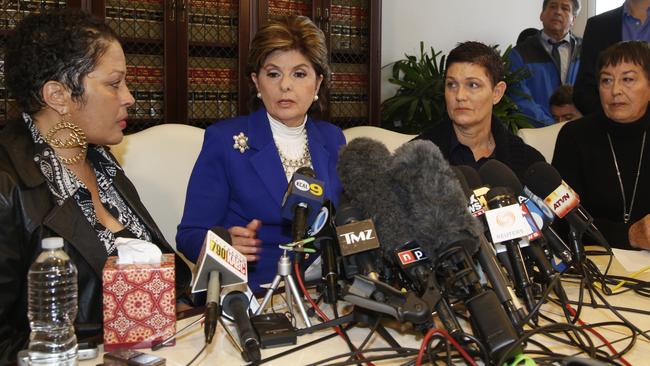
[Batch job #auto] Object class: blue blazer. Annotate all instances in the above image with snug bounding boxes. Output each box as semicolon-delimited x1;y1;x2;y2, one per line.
176;107;346;290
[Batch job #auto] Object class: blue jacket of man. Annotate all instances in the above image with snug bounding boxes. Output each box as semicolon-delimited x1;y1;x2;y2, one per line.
508;32;582;127
176;107;346;291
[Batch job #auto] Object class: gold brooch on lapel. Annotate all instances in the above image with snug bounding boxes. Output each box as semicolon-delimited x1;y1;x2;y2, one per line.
233;132;249;153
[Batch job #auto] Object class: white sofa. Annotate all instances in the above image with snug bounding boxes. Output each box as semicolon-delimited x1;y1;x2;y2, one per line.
110;124;415;248
517;121;567;163
110;124;204;248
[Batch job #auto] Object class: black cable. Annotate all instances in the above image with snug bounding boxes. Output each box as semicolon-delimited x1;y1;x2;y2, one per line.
344;313;381;363
496;323;596;366
330;304;358;363
460;333;489;363
305;347;421;366
247;326;344;366
185;342;207;366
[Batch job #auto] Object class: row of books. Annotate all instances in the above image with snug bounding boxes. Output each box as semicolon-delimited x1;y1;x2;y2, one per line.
188;91;238;120
190;0;238;15
268;0;310;17
106;7;163;40
188;68;237;89
0;2;66;30
331;2;369;23
188;20;237;44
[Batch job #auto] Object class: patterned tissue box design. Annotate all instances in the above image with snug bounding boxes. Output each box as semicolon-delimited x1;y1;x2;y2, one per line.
103;254;176;351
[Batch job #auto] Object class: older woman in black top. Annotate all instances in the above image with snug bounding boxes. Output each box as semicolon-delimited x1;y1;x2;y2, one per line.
553;41;650;249
415;41;544;179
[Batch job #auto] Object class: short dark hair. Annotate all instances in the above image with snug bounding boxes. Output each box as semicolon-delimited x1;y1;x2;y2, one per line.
4;8;119;114
597;41;650;82
247;16;330;112
549;85;574;107
445;41;504;87
542;0;581;17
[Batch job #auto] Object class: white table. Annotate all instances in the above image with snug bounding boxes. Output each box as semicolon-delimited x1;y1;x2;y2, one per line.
82;252;650;365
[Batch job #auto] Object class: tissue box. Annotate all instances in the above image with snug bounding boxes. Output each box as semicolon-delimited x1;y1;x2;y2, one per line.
102;254;176;351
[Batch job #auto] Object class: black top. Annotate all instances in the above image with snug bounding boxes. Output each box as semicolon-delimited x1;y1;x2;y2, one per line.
414;114;545;180
552;111;650;249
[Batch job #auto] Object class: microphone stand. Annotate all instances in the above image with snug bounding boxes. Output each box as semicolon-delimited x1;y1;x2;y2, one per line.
255;250;313;327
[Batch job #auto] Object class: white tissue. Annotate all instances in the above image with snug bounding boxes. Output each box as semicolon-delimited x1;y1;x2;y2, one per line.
115;237;163;264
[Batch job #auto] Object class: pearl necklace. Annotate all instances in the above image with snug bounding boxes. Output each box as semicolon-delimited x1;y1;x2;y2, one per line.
607;131;646;224
275;141;311;178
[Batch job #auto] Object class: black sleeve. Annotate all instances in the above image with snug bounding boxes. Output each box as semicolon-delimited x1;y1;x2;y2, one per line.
0;173;30;363
573;18;602;116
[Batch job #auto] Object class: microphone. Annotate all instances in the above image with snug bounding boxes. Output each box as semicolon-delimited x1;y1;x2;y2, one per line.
478;160;559;283
523;161;609;261
451;166;526;328
191;227;248;344
222;291;261;362
479;160;573;266
339;140;520;361
391;241;463;337
308;199;340;304
281;166;325;242
482;186;537;312
334;199;382;280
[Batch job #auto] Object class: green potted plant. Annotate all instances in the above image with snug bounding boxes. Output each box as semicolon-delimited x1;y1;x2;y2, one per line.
381;42;533;134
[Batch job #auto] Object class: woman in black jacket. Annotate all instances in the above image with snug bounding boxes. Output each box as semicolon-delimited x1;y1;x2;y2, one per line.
0;9;191;362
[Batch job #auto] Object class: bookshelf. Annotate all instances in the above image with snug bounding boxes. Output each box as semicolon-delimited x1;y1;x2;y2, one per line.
0;0;381;131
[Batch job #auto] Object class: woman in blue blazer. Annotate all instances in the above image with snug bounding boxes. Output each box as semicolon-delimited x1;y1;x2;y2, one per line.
177;16;345;291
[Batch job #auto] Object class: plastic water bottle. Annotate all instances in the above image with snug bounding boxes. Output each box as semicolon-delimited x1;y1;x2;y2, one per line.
27;237;78;365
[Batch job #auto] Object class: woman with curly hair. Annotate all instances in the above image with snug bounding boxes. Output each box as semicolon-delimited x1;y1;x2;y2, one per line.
0;9;191;362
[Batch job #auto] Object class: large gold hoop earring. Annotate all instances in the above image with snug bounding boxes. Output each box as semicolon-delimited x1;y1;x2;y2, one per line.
42;114;88;165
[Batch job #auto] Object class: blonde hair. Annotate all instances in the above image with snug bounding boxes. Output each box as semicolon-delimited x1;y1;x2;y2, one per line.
247;16;330;112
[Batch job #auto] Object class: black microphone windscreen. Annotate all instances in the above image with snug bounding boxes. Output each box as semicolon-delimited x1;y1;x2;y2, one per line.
210;226;232;244
455;165;483;190
334;199;365;226
389;140;482;255
522;161;563;198
478;160;523;193
295;166;316;178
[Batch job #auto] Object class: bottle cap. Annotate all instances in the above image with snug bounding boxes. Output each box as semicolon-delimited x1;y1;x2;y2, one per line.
42;237;64;249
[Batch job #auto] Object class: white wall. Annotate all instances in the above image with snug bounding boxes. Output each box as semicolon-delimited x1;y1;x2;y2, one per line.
380;0;592;101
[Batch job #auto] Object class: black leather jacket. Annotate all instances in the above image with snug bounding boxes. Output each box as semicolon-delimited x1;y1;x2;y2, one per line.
0;120;192;364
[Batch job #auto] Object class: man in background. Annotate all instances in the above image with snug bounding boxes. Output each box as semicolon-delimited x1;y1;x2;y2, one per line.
549;85;582;123
508;0;582;127
573;0;650;115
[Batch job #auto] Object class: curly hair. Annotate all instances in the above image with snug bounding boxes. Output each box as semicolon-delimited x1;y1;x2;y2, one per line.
247;16;330;112
4;8;119;114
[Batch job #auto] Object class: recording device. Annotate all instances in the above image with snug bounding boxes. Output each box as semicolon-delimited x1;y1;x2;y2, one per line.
250;313;297;348
334;199;382;280
103;349;166;365
191;227;247;344
523;161;609;261
281;166;325;241
222;291;261;362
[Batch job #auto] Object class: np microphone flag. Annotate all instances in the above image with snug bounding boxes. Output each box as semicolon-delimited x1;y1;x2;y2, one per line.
191;229;248;293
